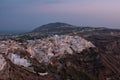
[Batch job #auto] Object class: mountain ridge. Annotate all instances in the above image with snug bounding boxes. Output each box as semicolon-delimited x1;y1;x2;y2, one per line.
31;22;108;36
32;22;78;32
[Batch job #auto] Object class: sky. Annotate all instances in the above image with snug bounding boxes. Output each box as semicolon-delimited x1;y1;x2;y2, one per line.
0;0;120;31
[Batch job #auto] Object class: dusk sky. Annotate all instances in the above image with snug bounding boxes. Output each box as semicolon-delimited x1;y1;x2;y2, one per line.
0;0;120;31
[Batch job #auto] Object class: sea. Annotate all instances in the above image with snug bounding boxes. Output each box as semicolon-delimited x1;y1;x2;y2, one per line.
0;30;28;35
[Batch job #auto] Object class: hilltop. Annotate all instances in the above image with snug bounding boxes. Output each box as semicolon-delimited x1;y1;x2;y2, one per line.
31;22;100;35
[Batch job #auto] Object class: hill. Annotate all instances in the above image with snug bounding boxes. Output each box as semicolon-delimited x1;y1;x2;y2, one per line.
31;22;98;35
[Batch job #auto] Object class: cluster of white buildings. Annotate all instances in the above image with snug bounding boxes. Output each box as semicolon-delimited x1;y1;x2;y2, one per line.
8;53;31;67
0;35;95;69
0;40;24;54
26;35;95;63
0;40;30;67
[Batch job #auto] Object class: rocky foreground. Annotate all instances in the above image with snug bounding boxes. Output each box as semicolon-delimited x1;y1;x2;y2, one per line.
0;35;101;80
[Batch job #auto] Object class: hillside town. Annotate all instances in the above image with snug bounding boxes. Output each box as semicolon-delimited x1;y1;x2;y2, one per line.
0;35;95;67
26;35;95;63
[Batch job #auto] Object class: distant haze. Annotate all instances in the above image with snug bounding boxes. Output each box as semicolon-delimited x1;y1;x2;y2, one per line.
0;0;120;31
